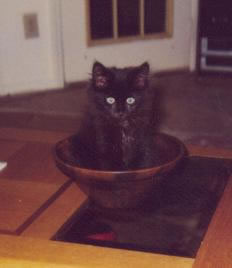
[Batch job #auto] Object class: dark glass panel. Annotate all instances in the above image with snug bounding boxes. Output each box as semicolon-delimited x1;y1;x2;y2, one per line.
144;0;166;34
206;56;232;67
89;0;113;40
117;0;140;37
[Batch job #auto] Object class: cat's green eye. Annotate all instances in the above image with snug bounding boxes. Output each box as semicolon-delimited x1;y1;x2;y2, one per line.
106;97;115;105
126;97;135;105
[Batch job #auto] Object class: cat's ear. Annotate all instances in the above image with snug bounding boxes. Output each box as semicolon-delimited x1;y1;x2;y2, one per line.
92;61;109;90
133;62;150;90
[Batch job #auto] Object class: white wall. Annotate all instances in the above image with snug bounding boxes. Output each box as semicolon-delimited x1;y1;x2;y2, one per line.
0;0;198;95
61;0;194;83
0;0;63;95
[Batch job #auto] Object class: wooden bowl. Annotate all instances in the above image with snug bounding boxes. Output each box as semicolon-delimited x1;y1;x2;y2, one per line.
54;133;187;209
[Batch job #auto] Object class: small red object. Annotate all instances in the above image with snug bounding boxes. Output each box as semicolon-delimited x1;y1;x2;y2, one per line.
87;231;117;241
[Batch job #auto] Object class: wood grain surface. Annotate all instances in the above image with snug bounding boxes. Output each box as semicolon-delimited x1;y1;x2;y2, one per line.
0;127;232;267
193;175;232;268
0;128;73;235
0;234;194;268
0;179;70;234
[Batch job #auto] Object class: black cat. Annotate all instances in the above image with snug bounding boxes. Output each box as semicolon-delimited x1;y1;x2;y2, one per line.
72;61;157;170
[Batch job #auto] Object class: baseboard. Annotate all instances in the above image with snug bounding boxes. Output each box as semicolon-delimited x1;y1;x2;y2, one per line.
0;68;191;97
0;78;64;96
154;67;190;77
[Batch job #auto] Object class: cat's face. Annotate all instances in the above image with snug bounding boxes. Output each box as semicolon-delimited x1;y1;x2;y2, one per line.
91;61;149;120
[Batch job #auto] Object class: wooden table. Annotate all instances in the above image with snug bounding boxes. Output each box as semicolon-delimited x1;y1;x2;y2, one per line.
0;127;231;267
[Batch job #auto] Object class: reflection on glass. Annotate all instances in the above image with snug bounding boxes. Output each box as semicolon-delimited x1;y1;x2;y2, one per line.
90;0;113;40
118;0;140;37
144;0;166;34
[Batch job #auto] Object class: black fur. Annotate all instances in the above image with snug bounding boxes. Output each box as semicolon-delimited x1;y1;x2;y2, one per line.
72;61;157;170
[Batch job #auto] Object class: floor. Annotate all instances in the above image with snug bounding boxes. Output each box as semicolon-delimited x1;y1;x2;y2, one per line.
0;71;232;149
2;71;232;257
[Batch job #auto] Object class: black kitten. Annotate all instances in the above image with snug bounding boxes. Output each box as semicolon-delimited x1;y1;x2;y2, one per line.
72;61;157;170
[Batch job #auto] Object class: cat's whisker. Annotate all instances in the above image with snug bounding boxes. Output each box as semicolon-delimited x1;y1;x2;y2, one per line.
77;61;156;170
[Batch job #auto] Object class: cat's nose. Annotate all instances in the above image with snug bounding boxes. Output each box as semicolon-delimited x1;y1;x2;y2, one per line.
116;112;124;119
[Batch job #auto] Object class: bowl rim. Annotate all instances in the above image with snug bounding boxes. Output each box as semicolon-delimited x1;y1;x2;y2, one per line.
54;133;187;178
